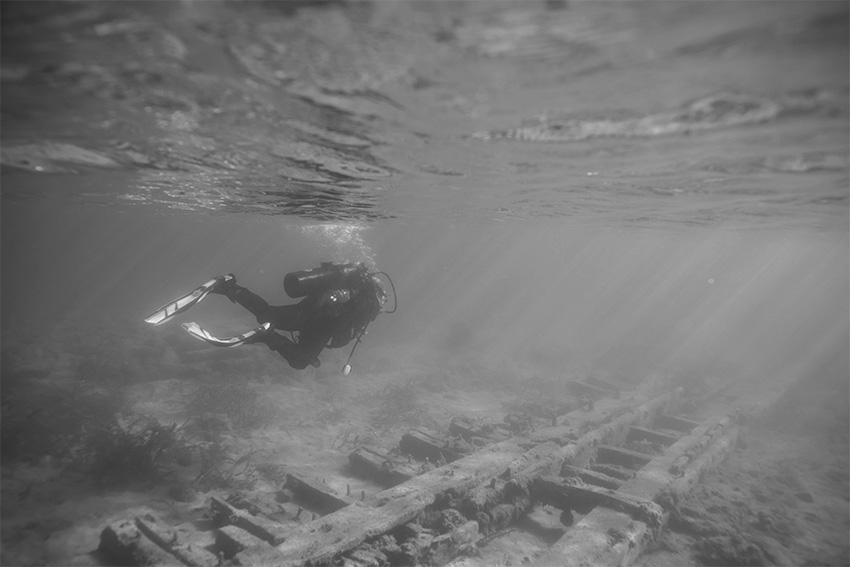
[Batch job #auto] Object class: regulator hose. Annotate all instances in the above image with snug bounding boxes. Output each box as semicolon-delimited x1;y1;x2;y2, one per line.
342;269;397;376
375;271;398;314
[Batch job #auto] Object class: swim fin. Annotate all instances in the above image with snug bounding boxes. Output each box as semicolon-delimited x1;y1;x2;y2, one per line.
144;275;235;326
181;321;272;347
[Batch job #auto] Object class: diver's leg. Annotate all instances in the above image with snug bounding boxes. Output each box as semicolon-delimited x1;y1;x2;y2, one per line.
212;276;309;331
212;278;284;326
261;304;305;332
295;328;333;365
256;331;315;370
213;280;268;314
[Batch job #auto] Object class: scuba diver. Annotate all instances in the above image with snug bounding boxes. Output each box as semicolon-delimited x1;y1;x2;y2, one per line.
145;262;393;373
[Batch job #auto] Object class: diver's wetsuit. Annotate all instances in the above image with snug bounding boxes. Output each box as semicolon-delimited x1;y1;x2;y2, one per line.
215;266;384;369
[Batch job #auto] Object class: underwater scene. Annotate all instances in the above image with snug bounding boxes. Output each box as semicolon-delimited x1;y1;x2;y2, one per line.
1;1;848;566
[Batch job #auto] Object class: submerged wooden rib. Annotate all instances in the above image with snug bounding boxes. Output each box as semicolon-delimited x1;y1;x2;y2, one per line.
97;381;793;567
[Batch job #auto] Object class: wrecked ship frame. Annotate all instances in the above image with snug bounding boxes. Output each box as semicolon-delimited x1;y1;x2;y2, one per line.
99;375;779;567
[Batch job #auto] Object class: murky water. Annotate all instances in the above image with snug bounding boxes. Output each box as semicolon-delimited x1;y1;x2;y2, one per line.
2;2;848;411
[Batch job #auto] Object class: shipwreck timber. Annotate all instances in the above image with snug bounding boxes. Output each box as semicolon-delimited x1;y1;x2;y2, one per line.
97;374;793;567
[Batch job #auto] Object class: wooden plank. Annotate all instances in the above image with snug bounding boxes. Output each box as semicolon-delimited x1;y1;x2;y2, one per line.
285;472;356;513
660;428;737;508
399;428;463;463
528;388;681;450
589;463;634;481
217;525;267;559
348;445;417;487
99;519;183;567
171;541;218;567
531;477;664;526
173;523;217;551
234;390;682;567
596;445;654;468
654;414;700;433
134;515;177;554
234;440;540;567
210;496;289;546
135;515;218;567
449;416;500;441
347;548;389;566
627;426;680;446
561;464;622;490
627;415;736;504
534;413;737;567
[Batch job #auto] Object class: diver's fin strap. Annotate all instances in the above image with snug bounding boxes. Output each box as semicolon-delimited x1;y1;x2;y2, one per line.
144;275;235;326
181;321;272;347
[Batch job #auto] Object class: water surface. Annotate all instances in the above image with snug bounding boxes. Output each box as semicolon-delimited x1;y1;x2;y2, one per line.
2;0;847;411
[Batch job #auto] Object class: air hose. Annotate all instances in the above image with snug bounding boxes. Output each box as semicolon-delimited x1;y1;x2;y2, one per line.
343;270;397;375
375;271;398;313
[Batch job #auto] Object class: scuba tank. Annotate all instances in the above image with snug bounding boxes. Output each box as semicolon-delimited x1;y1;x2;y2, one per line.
283;262;398;377
283;262;364;298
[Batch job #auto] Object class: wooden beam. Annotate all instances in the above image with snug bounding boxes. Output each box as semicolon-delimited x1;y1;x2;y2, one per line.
533;413;737;567
135;515;218;567
285;472;356;513
627;426;680;446
348;445;417;487
654;414;700;433
233;390;683;567
531;477;663;527
561;464;622;490
399;428;464;463
596;445;654;468
99;519;184;567
216;525;266;560
210;496;289;546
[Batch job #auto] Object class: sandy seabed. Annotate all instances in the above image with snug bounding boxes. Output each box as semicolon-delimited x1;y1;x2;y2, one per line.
2;322;848;567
